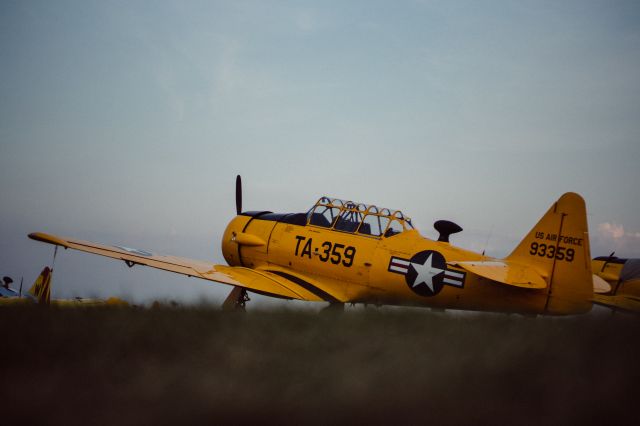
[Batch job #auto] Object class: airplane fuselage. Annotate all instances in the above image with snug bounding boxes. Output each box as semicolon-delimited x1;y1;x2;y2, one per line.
221;213;560;314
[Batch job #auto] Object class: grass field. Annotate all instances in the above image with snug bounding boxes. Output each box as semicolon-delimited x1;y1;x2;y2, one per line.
1;305;638;425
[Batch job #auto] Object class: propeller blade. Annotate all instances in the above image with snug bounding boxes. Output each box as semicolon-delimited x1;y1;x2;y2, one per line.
236;175;242;215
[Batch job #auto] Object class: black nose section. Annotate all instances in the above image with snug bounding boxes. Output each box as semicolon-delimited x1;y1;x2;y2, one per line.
434;220;463;243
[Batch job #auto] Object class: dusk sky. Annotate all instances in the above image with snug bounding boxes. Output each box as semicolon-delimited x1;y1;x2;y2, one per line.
1;1;639;305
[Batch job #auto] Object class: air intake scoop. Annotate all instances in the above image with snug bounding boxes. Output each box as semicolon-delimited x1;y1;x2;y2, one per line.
434;220;463;243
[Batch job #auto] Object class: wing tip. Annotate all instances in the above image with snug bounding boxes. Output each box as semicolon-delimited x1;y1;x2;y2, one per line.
29;232;68;247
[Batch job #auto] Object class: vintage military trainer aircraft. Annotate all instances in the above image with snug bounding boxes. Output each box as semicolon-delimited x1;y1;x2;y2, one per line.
0;265;128;307
29;176;596;315
591;254;640;313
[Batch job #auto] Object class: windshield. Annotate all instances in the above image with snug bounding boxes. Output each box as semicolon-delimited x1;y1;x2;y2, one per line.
307;197;414;237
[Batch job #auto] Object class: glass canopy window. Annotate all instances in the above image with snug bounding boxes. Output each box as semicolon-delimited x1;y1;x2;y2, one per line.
306;197;414;238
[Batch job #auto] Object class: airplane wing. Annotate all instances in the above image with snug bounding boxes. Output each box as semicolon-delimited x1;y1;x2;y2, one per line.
448;260;547;289
28;232;325;301
592;294;640;314
248;266;349;303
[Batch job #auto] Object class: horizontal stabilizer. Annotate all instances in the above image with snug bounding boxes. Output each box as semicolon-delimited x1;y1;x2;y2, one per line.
449;260;547;289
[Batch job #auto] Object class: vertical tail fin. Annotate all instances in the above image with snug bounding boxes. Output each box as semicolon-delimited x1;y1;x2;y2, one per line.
507;192;592;314
27;267;52;305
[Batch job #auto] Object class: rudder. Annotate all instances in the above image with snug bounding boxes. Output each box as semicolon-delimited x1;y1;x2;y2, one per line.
27;267;52;305
507;192;592;314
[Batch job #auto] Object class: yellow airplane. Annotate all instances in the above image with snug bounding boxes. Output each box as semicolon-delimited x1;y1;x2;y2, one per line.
591;254;640;313
0;267;51;305
0;266;127;307
29;176;597;315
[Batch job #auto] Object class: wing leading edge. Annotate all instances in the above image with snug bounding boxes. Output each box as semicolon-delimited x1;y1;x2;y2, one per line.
28;232;326;302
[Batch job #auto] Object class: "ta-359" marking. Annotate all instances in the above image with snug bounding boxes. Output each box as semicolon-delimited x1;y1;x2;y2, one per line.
294;236;356;267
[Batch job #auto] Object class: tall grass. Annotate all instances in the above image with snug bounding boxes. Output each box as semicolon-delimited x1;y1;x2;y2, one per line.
2;306;638;425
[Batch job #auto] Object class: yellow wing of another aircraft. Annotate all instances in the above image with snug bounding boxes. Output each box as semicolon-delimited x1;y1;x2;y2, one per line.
28;232;328;302
21;265;129;307
592;294;640;314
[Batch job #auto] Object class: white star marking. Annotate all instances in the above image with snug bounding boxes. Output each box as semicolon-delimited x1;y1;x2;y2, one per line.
411;253;444;292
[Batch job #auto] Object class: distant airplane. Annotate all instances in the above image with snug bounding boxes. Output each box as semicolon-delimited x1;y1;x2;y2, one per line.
0;276;21;303
592;254;640;313
1;270;46;305
28;266;55;303
29;176;604;315
0;266;127;307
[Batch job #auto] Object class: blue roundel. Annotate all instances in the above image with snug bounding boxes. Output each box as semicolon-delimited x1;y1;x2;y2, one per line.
405;250;447;297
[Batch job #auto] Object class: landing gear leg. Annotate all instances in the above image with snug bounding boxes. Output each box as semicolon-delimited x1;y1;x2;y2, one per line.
222;286;250;311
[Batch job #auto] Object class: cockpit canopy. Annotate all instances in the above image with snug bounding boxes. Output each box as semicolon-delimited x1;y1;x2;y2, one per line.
307;196;414;238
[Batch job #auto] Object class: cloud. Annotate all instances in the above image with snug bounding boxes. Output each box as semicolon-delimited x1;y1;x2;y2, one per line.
593;222;640;257
597;222;625;239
